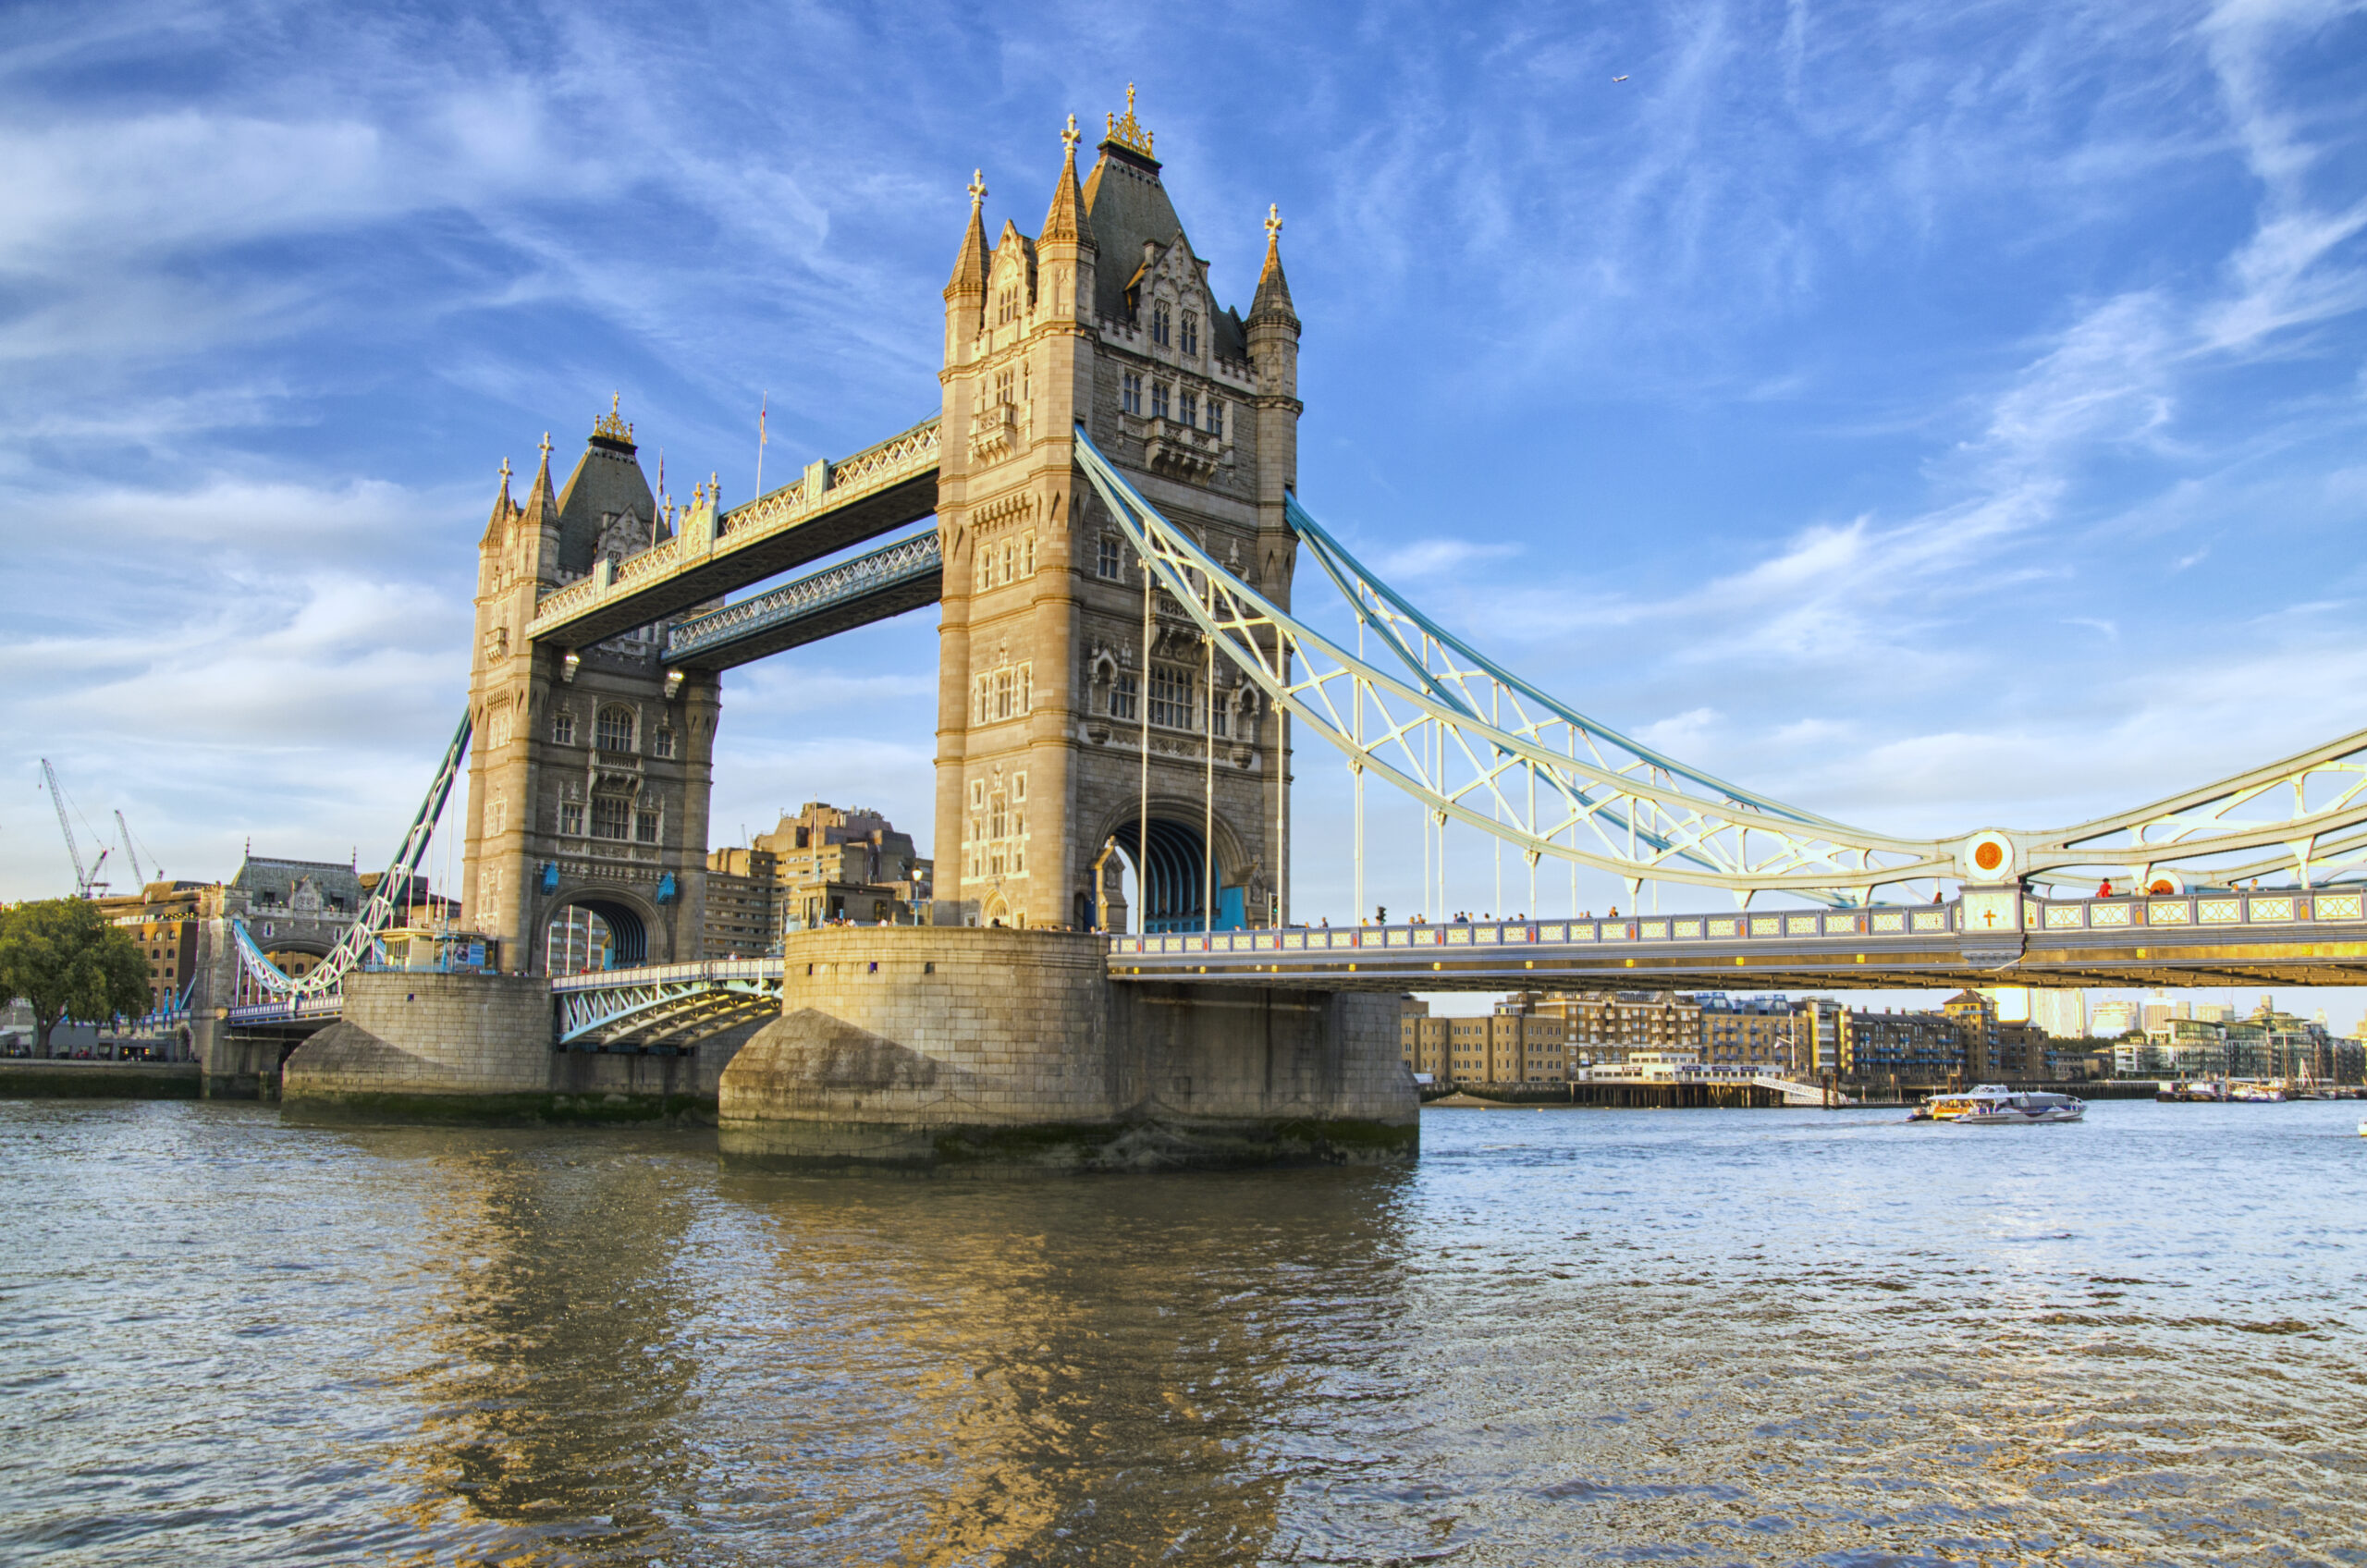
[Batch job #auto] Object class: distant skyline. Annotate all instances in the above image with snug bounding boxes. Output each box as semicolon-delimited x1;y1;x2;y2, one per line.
5;2;2364;1020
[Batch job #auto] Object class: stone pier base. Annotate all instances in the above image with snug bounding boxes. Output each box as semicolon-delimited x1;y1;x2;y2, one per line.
717;927;1418;1172
280;972;744;1124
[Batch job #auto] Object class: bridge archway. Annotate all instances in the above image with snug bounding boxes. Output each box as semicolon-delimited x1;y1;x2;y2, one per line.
1107;815;1246;934
545;895;651;974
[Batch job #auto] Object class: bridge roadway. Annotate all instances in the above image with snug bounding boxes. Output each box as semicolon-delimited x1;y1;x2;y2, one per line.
1109;888;2367;991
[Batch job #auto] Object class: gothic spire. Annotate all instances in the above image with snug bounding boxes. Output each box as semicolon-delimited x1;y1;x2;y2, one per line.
479;456;515;547
1250;202;1298;328
945;169;989;299
1041;115;1086;244
518;432;558;534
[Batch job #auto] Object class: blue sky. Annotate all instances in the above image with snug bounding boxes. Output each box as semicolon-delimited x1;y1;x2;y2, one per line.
5;1;2365;1016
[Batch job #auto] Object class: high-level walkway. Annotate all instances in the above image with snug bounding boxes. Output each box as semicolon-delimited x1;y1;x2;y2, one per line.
524;418;940;654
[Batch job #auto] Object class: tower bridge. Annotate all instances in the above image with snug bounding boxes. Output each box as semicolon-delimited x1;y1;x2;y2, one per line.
187;92;2367;1160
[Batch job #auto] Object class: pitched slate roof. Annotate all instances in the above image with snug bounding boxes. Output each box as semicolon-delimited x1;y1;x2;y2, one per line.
554;428;656;577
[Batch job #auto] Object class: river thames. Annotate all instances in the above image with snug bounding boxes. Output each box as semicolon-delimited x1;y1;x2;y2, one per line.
2;1098;2361;1565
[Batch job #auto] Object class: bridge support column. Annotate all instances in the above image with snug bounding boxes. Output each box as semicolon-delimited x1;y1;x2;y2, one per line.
717;927;1417;1170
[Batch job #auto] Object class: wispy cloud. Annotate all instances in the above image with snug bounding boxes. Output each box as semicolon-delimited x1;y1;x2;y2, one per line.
2;0;2363;914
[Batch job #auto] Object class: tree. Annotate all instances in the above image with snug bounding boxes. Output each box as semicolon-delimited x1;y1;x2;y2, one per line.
0;899;150;1059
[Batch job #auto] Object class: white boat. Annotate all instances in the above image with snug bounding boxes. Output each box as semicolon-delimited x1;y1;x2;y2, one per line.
1917;1085;2085;1124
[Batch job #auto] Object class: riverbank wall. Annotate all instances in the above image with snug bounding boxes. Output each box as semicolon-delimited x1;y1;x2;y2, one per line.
0;1060;202;1099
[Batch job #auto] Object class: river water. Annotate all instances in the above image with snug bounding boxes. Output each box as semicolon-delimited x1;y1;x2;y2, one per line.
2;1098;2362;1566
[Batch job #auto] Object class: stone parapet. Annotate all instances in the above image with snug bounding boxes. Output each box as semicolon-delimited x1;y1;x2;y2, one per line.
718;926;1416;1170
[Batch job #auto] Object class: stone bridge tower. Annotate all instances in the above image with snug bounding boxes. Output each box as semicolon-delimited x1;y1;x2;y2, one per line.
460;407;719;972
934;93;1303;932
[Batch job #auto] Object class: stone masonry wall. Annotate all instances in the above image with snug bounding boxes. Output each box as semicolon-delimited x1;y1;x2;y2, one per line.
285;971;552;1098
718;925;1417;1168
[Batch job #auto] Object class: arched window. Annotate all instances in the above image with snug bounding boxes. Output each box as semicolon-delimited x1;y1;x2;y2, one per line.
596;705;634;753
1152;305;1171;347
1181;312;1198;356
592;796;632;839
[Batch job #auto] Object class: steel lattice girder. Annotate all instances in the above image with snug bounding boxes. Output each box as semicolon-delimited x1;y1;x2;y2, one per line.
557;976;779;1046
664;529;943;669
1073;424;2367;898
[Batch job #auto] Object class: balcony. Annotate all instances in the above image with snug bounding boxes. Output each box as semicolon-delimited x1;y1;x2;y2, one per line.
1130;413;1224;482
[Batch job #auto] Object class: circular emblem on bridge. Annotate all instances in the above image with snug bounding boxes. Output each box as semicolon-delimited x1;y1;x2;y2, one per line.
1962;831;2016;882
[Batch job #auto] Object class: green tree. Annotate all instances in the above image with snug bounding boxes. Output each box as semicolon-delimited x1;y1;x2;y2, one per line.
0;899;150;1059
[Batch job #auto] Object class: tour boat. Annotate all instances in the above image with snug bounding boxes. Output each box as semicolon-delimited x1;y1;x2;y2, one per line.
1914;1085;2085;1124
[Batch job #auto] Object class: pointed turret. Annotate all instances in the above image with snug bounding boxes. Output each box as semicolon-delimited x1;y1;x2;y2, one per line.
1249;202;1298;330
520;433;562;585
946;169;989;301
479;457;515;548
1041;116;1086;244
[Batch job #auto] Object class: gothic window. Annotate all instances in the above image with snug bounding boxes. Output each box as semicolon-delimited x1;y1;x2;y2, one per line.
1110;671;1138;719
1152;305;1170;347
1019;663;1032;713
596;705;634;753
973;673;991;724
1151;382;1170;420
994;668;1014;720
995;367;1014;405
1122;373;1141;415
1002;542;1014;582
1023;532;1036;575
1181;312;1198;355
990;790;1008;840
592;797;632;839
552;711;575;746
1207;398;1223;438
560;801;584;836
1180;389;1198;427
1212;696;1229;739
997;287;1020;325
486;706;514;749
635;808;659;844
971;779;986;811
1012;771;1026;802
655;727;676;759
1148;665;1195;729
1097;534;1122;580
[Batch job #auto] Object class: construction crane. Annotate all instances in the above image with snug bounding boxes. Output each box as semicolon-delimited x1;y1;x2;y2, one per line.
39;759;109;898
115;809;161;888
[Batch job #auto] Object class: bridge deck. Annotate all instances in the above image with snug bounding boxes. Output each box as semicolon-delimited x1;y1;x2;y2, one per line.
1108;890;2367;991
